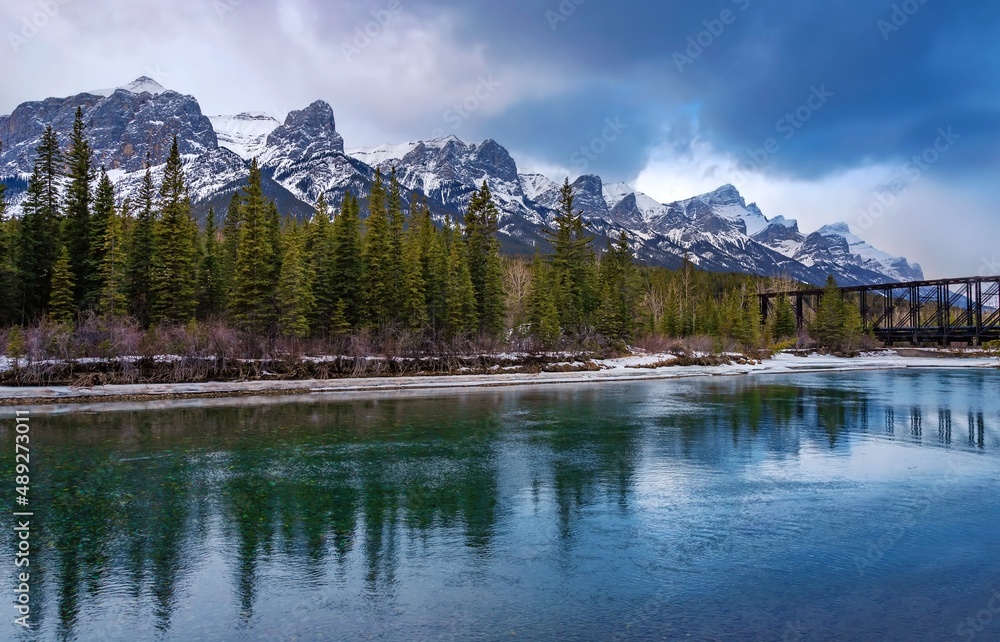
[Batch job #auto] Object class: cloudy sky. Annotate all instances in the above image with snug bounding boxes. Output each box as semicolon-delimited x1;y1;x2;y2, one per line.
2;0;998;277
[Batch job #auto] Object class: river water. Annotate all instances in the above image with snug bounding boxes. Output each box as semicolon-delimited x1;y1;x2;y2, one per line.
2;368;999;641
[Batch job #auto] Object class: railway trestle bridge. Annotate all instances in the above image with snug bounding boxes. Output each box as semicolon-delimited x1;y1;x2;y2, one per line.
759;275;1000;346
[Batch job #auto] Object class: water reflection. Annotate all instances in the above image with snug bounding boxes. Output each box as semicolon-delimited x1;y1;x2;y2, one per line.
1;369;998;641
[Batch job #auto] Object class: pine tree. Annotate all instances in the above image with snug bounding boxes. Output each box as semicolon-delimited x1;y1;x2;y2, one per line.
0;159;13;325
150;137;199;324
464;181;506;337
330;192;363;328
88;169;115;309
813;275;846;349
276;221;315;339
400;205;428;331
773;295;797;340
48;245;76;325
98;197;128;316
526;251;560;347
306;194;337;334
842;295;864;351
387;167;405;312
733;284;761;347
125;163;156;324
197;208;226;318
361;170;395;326
597;231;639;340
545;179;597;334
444;228;478;337
16;127;63;321
63;106;95;307
412;199;448;333
230;159;277;332
266;199;282;281
221;190;242;290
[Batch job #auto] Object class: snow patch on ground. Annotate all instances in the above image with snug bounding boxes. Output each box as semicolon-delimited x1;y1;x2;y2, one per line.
1;352;996;408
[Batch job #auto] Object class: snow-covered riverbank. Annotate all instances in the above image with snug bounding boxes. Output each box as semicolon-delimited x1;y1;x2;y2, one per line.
1;351;997;410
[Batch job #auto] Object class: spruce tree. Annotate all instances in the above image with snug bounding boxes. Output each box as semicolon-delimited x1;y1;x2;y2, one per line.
150;137;199;324
126;163;156;324
842;295;864;351
464;181;506;337
526;251;560;347
813;275;846;349
400;207;428;331
0;161;12;325
197;208;226;318
230;159;277;332
221;191;242;289
63;107;95;307
361;170;395;326
48;245;76;325
597;231;639;340
387;168;405;309
306;194;337;334
546;179;597;334
88;169;115;309
16;127;63;321
444;228;478;337
266;199;282;281
413;199;447;333
98;197;128;317
734;284;761;347
773;295;797;340
276;221;315;339
330;192;363;328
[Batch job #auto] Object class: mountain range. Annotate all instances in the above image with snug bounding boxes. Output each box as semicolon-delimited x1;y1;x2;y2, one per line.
0;77;923;287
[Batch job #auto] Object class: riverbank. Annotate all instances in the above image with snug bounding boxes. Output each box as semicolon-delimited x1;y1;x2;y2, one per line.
1;350;996;408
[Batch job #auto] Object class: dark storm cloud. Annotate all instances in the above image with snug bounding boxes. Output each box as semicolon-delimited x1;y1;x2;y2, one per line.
387;0;1000;181
3;0;997;184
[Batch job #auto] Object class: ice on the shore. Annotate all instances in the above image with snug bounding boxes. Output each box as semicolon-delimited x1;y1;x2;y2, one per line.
1;351;997;410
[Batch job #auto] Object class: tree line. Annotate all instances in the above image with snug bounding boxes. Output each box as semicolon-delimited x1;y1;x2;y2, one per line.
0;111;865;357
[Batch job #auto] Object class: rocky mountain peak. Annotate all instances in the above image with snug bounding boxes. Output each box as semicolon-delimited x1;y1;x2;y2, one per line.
701;183;746;207
263;100;345;164
119;76;166;95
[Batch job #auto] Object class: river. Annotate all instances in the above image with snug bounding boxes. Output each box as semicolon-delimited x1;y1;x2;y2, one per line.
2;368;999;641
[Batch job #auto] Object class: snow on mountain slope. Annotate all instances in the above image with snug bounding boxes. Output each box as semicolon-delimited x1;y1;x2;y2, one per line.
519;173;559;203
671;184;770;235
209;113;280;160
346;141;421;167
0;77;217;175
0;77;930;286
815;222;923;281
86;76;167;97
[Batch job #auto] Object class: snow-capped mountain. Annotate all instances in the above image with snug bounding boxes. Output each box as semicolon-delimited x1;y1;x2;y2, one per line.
209;112;280;160
0;76;216;175
0;77;924;286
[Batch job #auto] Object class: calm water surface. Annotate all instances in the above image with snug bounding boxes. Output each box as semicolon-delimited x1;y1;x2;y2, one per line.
2;369;1000;641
